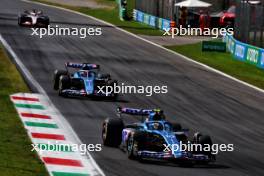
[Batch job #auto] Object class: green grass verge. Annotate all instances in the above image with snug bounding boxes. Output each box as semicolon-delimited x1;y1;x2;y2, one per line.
166;42;264;89
0;45;48;176
32;0;164;36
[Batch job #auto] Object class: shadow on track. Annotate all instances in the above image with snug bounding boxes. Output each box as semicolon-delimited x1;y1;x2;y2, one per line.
57;94;130;103
139;159;230;169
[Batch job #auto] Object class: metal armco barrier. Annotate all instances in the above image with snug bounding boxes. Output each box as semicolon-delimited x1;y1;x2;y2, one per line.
223;33;264;69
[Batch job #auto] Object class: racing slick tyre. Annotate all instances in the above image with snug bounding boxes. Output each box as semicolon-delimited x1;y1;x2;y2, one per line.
99;73;111;80
193;133;215;164
44;18;50;28
127;131;145;160
42;19;49;28
54;69;68;90
199;135;214;160
18;17;22;26
109;80;118;100
193;133;213;154
171;123;182;132
58;75;71;96
102;118;124;147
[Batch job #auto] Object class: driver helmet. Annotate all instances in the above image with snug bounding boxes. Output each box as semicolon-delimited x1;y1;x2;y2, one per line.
150;122;163;130
80;70;88;77
147;109;165;121
32;9;37;14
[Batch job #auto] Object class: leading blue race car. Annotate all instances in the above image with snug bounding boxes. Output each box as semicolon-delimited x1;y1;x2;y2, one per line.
102;107;216;165
53;62;118;99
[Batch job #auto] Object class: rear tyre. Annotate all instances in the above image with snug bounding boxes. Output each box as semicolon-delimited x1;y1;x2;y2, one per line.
54;69;68;90
102;118;124;147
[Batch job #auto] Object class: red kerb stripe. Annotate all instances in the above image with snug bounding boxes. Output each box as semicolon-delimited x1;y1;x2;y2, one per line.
11;96;39;102
31;133;65;140
42;157;83;167
21;112;51;119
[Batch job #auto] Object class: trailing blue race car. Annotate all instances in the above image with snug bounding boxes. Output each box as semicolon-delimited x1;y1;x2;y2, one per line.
53;62;118;99
102;107;216;165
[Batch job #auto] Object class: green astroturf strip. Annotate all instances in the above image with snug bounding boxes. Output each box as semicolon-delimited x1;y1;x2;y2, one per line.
52;172;89;176
14;103;45;109
37;144;73;152
0;44;49;175
24;121;58;128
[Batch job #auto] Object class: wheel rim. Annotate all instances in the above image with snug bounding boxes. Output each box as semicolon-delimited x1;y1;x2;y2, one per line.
102;124;107;141
59;80;62;91
133;141;138;155
127;137;133;153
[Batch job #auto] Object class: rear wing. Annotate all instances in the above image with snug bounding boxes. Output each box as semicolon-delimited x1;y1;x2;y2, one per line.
24;9;43;15
117;107;153;116
65;62;100;70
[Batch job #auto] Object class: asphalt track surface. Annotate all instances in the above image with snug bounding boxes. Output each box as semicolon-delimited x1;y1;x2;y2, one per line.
1;0;264;176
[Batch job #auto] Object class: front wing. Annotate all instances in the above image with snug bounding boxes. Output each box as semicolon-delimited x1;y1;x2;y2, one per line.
137;150;214;162
60;89;116;97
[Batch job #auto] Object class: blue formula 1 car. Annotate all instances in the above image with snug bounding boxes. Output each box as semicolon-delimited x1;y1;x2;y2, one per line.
53;62;118;99
102;107;216;165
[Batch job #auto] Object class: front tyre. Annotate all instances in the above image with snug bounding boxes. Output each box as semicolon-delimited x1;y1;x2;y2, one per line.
18;17;22;26
193;133;215;164
58;75;70;96
196;134;213;155
109;80;118;100
127;131;145;160
54;69;68;90
127;135;138;159
44;18;49;28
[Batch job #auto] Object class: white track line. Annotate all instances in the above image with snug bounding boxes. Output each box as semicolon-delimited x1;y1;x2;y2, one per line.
22;0;264;94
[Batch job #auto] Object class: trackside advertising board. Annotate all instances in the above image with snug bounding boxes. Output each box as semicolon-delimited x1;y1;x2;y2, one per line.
246;46;259;66
137;10;144;22
149;15;156;27
202;41;226;52
162;19;171;31
259;49;264;69
224;34;264;69
133;9;171;31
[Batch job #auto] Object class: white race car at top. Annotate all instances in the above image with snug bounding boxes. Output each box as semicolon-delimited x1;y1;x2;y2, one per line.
18;9;49;27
